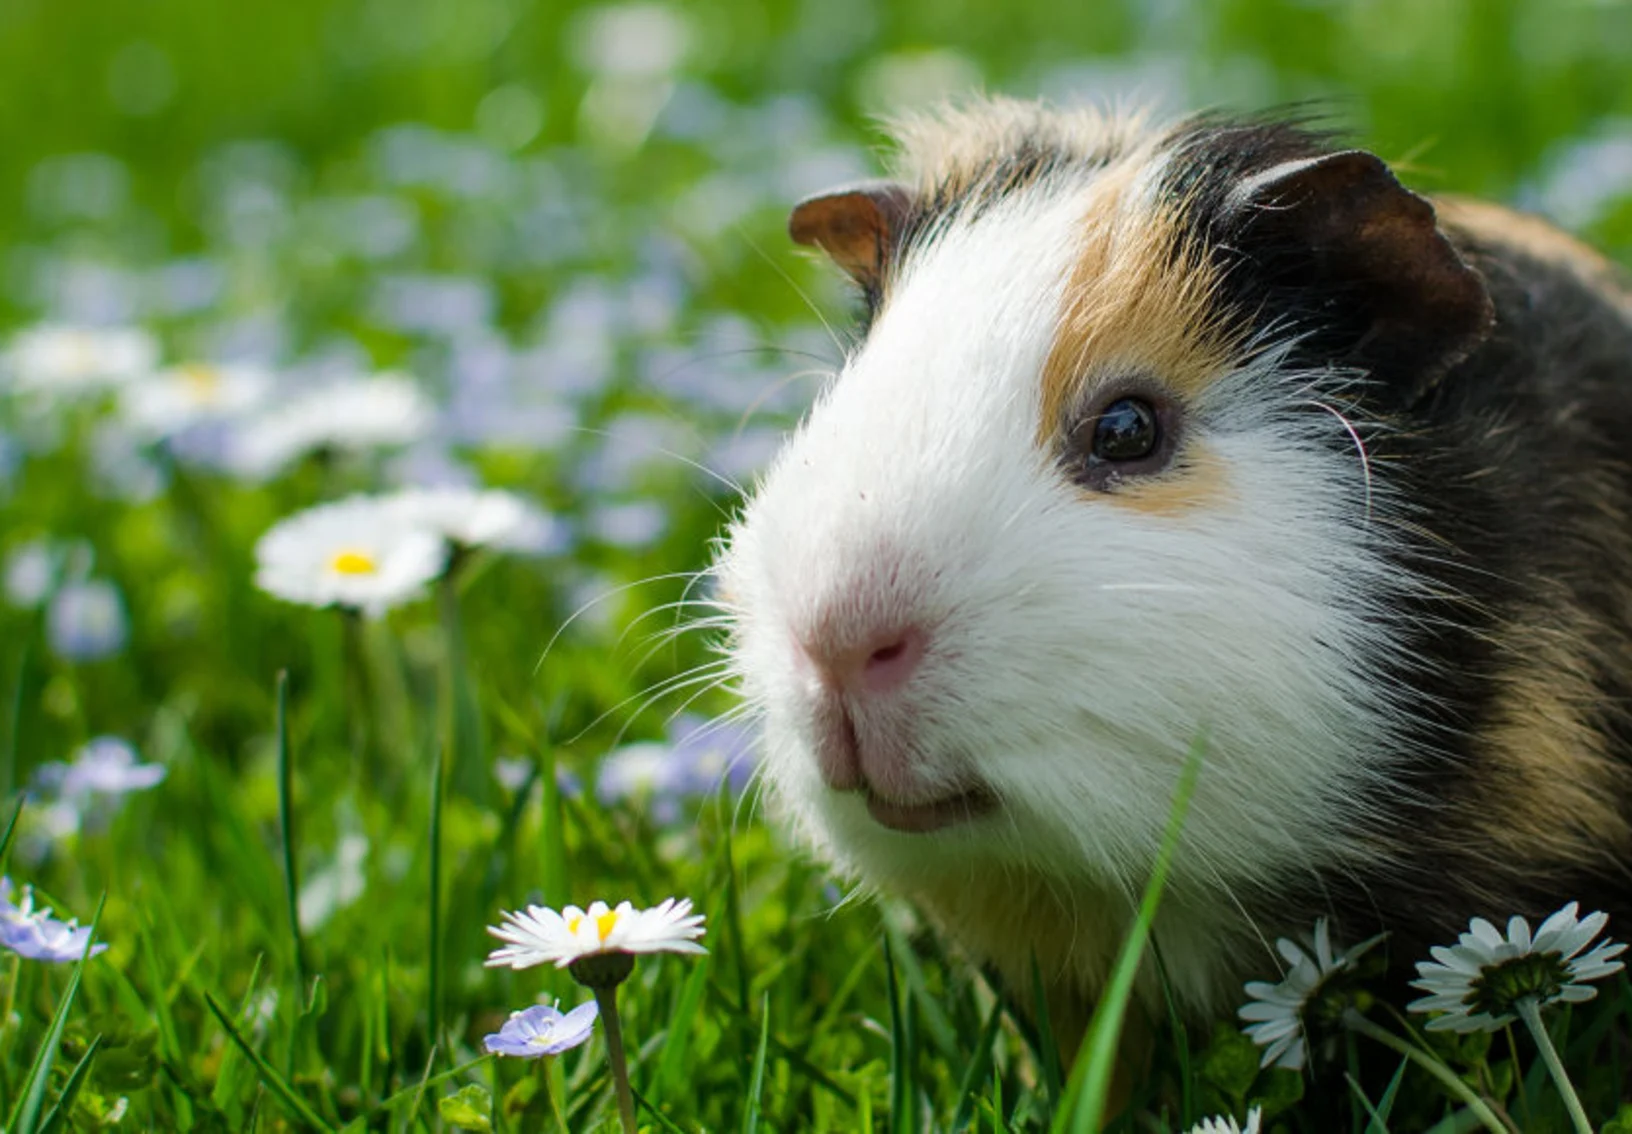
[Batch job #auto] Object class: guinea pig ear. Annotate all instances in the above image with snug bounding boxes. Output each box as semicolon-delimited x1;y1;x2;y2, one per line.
789;181;914;293
1225;150;1494;403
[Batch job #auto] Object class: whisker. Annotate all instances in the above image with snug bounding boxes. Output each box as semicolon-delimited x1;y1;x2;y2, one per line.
1300;397;1375;523
574;662;737;750
733;222;849;362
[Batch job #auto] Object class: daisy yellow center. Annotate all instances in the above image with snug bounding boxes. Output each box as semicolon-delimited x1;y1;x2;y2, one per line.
566;910;620;942
329;550;379;576
179;364;222;402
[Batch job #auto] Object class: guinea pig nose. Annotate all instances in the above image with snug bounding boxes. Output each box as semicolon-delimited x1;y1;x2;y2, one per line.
804;626;929;696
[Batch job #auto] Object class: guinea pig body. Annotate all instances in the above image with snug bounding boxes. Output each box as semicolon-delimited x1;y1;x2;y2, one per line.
713;99;1632;1032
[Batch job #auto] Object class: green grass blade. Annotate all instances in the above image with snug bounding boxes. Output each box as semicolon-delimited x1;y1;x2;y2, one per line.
275;669;310;993
1148;942;1192;1129
884;932;918;1134
885;920;958;1061
950;1000;1005;1133
632;1084;693;1134
1349;1057;1409;1134
1;645;27;802
428;741;445;1064
0;795;25;873
36;1033;102;1134
722;819;751;1015
9;893;105;1134
657;951;711;1097
1054;732;1205;1134
1029;954;1064;1107
439;572;487;802
742;989;771;1134
203;990;336;1133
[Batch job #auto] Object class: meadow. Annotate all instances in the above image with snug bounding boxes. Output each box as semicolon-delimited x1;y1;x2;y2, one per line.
1;0;1632;1130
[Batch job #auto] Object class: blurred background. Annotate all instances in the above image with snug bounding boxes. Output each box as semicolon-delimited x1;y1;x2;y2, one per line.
2;0;1630;335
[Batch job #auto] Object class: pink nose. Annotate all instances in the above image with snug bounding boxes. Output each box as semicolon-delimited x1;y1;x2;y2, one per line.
803;626;928;696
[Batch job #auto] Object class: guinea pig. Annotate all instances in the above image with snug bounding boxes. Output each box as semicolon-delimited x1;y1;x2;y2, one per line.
710;97;1632;1041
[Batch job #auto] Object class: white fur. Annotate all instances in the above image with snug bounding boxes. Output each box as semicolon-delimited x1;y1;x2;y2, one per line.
714;165;1420;1014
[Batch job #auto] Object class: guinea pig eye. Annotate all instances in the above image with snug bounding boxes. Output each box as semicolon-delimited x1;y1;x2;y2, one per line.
1061;388;1181;491
1091;398;1159;461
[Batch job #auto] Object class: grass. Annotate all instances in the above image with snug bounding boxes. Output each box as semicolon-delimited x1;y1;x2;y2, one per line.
1;0;1631;1130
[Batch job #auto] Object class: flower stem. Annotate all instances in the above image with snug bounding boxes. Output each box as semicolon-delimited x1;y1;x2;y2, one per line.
593;984;638;1134
1341;1009;1512;1134
1;951;19;1029
1515;996;1593;1134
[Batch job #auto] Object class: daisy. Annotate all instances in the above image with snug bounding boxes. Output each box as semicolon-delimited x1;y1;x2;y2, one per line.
1188;1109;1261;1134
1409;902;1624;1134
486;897;706;978
254;496;448;617
384;486;560;554
486;897;703;1134
121;361;273;437
483;1001;598;1058
0;878;108;964
226;373;434;479
1238;918;1385;1070
1408;901;1626;1032
2;323;158;399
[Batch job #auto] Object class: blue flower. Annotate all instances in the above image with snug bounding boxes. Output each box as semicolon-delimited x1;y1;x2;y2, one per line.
482;1001;598;1058
47;578;128;661
596;714;759;824
39;736;166;802
0;878;107;964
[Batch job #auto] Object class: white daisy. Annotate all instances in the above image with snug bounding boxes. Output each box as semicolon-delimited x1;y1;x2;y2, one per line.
1238;918;1385;1070
227;373;434;479
2;324;158;398
384;486;560;554
253;496;448;617
1188;1108;1262;1134
1408;901;1627;1032
486;897;706;972
121;362;273;437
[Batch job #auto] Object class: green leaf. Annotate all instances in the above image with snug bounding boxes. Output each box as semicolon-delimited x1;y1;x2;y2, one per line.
1601;1103;1632;1134
1199;1022;1265;1106
437;1084;493;1132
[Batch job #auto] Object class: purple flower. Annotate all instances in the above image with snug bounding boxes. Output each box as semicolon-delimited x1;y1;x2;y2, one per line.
51;737;166;801
483;1001;598;1058
595;714;759;824
47;578;128;661
668;715;758;796
0;877;107;963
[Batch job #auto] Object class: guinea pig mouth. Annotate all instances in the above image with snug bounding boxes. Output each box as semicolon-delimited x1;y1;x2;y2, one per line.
863;784;998;834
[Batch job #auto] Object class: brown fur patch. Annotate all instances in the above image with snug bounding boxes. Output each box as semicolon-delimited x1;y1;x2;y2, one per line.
1092;445;1231;516
1037;167;1237;443
1437;197;1632;304
1472;605;1632;884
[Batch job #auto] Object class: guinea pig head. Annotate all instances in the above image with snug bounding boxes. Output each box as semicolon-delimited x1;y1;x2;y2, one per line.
713;103;1492;1013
